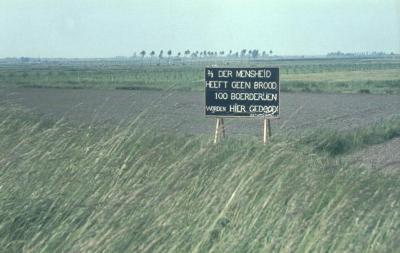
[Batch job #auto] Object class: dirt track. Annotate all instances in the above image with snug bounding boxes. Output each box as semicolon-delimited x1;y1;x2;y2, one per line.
1;87;399;136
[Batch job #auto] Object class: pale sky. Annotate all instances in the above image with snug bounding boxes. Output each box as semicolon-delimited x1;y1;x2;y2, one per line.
0;0;399;58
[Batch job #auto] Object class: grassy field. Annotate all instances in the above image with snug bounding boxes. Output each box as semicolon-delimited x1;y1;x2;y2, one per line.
1;106;400;252
1;56;400;94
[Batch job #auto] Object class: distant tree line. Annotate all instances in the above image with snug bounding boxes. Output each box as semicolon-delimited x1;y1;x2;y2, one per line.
132;49;274;60
327;51;395;57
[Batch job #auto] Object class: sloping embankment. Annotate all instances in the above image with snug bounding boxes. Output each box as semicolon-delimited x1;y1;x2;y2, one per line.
0;108;400;252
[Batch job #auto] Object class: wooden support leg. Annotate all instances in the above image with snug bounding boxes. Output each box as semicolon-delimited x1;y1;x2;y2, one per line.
221;118;225;138
214;118;220;144
213;118;227;144
267;119;272;137
263;118;267;144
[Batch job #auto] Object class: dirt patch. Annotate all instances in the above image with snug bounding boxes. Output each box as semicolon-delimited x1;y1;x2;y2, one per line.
0;87;399;136
348;138;400;173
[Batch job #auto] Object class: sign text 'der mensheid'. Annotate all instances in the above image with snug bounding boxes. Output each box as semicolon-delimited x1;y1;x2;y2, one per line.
205;67;280;117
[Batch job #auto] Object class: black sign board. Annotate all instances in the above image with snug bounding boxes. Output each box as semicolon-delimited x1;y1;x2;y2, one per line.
205;67;279;117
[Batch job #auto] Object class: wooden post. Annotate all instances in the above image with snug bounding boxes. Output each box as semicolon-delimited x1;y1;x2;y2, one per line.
213;118;225;144
263;118;272;144
263;118;268;144
214;118;220;144
221;118;225;138
267;119;272;137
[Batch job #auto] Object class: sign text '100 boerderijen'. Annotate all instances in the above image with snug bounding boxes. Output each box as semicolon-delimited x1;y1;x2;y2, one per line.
205;67;280;117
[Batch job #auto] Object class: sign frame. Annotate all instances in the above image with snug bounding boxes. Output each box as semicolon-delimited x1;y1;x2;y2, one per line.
204;66;280;119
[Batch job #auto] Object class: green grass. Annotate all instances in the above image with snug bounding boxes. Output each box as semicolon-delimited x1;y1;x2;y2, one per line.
1;107;400;252
302;119;400;156
1;57;400;94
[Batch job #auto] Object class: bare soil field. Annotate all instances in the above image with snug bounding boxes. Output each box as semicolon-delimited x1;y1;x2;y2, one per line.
2;87;399;169
1;87;399;135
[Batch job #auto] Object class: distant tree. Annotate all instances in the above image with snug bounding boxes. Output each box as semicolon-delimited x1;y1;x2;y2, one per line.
20;57;30;63
251;49;259;58
167;50;172;64
219;51;225;57
190;52;198;64
176;52;181;64
262;51;267;57
158;50;163;64
240;49;247;58
140;50;146;65
150;51;155;64
184;49;191;57
269;50;273;55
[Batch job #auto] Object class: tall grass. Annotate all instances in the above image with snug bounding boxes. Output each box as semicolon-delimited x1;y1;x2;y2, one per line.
302;119;400;156
1;108;400;252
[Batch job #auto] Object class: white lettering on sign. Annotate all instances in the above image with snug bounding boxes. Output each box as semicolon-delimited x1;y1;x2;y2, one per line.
206;106;227;113
214;92;228;100
253;82;278;90
218;70;233;78
231;81;251;89
229;104;246;113
236;69;272;78
230;93;278;101
249;105;279;114
205;81;228;89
